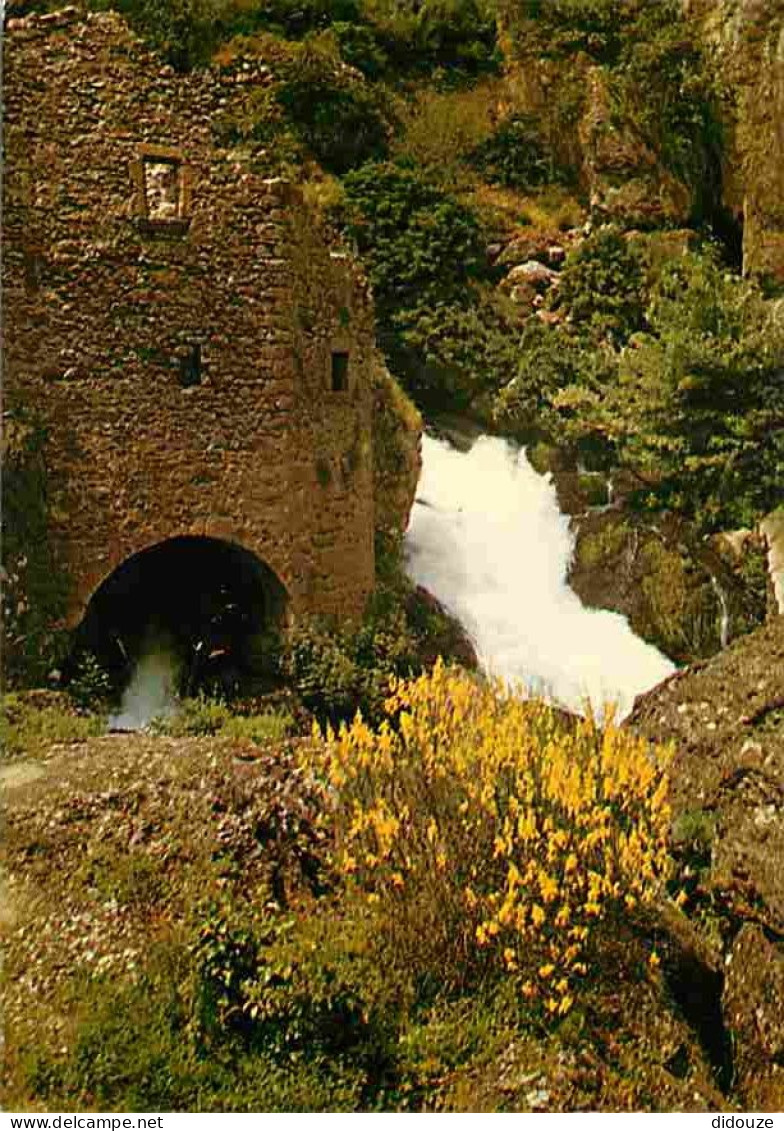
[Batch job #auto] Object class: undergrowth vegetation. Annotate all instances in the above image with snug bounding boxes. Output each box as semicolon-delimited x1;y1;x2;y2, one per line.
4;666;682;1112
0;692;104;761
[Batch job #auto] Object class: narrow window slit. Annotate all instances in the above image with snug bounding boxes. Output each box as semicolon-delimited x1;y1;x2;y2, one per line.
331;351;349;392
179;343;201;387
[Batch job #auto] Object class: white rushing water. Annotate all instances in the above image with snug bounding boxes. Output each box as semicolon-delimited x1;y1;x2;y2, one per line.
404;433;674;717
109;646;179;731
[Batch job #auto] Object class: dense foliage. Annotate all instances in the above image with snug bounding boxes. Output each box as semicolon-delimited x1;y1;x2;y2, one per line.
548;251;784;529
273;39;391;172
551;226;646;344
468;114;575;191
279;534;474;723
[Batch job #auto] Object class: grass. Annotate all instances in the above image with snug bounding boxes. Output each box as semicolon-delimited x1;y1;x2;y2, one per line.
0;691;104;761
151;696;294;743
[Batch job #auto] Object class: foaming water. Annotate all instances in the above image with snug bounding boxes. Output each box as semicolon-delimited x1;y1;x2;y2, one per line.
109;647;179;731
404;433;674;716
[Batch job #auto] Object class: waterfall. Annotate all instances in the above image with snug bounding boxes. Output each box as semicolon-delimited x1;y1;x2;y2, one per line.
404;433;674;717
710;575;730;649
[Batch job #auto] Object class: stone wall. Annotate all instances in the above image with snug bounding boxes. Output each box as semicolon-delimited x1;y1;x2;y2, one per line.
3;8;380;639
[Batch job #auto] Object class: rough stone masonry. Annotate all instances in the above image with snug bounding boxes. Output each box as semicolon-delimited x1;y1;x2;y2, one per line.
3;7;381;641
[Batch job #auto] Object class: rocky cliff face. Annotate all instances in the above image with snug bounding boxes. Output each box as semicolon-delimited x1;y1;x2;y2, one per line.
631;615;784;1108
687;0;784;281
499;1;784;280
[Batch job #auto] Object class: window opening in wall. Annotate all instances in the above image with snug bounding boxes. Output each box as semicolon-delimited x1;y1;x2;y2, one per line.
24;248;45;292
179;343;202;387
144;158;182;221
331;351;349;392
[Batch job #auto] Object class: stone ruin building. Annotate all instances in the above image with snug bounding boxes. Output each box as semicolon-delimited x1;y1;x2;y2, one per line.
3;8;403;686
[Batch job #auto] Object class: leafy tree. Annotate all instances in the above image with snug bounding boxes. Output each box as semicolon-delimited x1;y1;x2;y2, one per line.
391;290;524;408
336;163;525;408
552;226;646;345
556;252;784;529
337;162;484;313
275;37;391;173
467;114;575;191
494;320;615;441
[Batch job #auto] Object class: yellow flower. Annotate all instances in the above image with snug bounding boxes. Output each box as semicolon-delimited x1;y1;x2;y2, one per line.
390;871;405;889
538;964;555;980
554;905;570;928
531;904;546;927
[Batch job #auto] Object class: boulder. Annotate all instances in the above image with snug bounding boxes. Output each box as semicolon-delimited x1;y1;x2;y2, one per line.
503;260;559;292
630;615;784;934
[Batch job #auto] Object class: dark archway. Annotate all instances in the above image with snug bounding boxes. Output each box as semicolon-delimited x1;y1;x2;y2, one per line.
67;537;287;699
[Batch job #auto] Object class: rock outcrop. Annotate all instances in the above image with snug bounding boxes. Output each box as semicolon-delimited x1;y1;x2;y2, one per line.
631;616;784;1108
688;0;784;281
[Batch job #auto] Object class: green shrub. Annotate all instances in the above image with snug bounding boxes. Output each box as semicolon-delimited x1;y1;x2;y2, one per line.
191;905;397;1076
337;162;484;313
280;603;419;725
218;0;363;41
609;251;784;529
468;114;575;190
493;319;615;445
279;533;477;724
275;36;391;173
393;290;523;410
552;226;646;344
367;0;500;83
153;696;293;742
336;162;509;409
67;651;113;712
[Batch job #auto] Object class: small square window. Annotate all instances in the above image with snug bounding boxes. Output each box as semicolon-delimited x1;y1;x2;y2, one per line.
331;351;349;392
179;343;201;387
144;158;182;221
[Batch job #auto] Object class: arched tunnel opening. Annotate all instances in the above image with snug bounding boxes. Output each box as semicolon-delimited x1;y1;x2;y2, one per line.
65;537;287;708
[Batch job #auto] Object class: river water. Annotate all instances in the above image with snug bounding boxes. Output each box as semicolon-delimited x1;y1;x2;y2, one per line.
404;433;674;717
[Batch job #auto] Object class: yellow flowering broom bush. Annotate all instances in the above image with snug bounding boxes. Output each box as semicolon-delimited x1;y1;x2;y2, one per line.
306;660;673;1018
